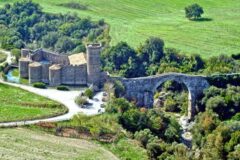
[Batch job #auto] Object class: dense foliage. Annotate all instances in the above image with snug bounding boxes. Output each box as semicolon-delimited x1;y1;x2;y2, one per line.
105;97;182;159
201;85;240;120
102;37;240;78
0;0;109;53
154;81;188;115
207;74;240;88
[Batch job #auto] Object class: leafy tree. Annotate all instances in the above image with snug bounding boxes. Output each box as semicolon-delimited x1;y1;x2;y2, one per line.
41;32;59;48
134;129;157;147
164;118;181;143
105;98;133;114
55;37;76;53
103;42;137;70
139;37;164;64
185;3;204;20
120;108;147;132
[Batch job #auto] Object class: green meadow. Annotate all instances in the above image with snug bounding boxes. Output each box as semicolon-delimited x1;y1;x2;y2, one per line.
0;128;119;160
0;83;67;122
1;0;239;58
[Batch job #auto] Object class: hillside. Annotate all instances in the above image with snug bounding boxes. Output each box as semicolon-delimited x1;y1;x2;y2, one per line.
0;128;119;160
0;83;67;123
0;0;239;57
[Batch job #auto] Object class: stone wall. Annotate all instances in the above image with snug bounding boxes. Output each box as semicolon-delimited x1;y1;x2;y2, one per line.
117;73;210;120
61;65;87;85
42;50;69;65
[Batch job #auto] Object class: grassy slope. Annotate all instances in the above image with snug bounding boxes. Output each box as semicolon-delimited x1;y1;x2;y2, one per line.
0;128;119;160
0;83;67;122
103;138;148;160
1;0;239;58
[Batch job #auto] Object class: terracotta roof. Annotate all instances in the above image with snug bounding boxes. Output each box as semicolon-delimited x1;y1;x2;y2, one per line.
49;64;61;70
68;53;86;65
19;57;30;62
29;62;41;67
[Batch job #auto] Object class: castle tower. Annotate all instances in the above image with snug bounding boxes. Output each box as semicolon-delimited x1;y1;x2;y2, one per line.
21;49;30;58
29;62;42;83
19;58;30;78
49;64;62;86
86;43;102;86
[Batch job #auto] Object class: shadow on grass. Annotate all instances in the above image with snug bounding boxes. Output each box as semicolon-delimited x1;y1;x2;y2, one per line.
191;17;213;22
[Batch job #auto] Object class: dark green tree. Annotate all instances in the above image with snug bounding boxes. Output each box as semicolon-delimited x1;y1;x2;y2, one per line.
185;3;204;20
139;37;164;64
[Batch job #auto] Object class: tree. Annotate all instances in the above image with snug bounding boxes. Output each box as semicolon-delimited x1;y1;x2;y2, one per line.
41;32;59;48
134;129;157;147
185;4;204;20
139;37;165;64
120;108;147;132
103;42;137;70
55;37;76;53
105;98;133;114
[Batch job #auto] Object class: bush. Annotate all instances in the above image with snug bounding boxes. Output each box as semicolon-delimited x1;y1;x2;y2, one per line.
134;129;157;147
57;85;69;91
33;82;47;89
11;49;21;62
84;88;94;99
75;95;88;106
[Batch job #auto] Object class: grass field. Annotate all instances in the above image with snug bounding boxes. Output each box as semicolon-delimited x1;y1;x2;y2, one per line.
0;52;7;63
0;0;239;58
0;83;67;122
0;128;119;160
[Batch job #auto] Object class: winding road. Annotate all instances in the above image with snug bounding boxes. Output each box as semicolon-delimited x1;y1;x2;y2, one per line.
0;80;105;127
0;50;105;127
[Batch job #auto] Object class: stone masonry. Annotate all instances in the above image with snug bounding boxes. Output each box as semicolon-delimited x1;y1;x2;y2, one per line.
19;43;102;87
117;73;210;120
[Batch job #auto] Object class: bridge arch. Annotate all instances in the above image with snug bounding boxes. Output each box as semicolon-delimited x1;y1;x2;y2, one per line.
153;79;193;119
117;73;210;120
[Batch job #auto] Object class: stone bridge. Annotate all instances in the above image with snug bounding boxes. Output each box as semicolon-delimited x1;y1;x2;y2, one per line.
117;73;210;120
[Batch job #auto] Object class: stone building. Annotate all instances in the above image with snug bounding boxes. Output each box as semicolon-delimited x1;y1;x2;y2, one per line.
19;43;103;87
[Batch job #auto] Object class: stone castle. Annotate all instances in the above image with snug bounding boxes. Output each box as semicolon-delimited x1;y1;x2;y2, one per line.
19;43;102;87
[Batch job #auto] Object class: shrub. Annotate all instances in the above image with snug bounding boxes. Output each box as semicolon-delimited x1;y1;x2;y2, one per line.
11;49;21;62
84;88;94;99
232;53;240;60
75;95;88;106
33;82;47;89
134;129;157;147
163;97;179;112
57;85;69;91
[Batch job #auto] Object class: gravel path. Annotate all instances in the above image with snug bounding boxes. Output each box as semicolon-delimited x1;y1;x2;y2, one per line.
0;80;105;127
